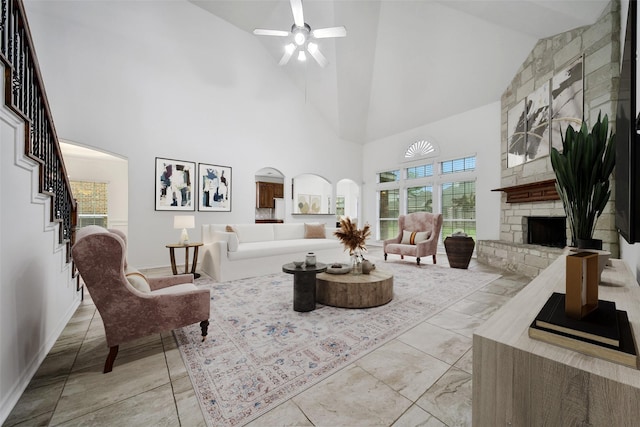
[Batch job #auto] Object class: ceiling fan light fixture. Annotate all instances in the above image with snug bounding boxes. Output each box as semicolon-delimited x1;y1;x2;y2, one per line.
253;1;345;68
294;30;306;46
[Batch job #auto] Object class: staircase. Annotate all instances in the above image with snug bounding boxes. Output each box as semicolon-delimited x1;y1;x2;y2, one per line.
0;0;76;260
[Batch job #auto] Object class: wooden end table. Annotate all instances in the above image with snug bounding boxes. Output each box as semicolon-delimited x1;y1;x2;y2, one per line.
166;242;203;279
282;263;327;312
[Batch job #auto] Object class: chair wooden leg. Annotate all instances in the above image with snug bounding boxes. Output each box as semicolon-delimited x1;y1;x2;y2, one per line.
433;254;437;264
401;255;404;259
384;253;387;260
200;320;209;342
104;345;119;373
417;257;421;265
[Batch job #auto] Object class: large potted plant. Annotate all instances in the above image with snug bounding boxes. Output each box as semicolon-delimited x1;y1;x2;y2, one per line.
550;113;616;249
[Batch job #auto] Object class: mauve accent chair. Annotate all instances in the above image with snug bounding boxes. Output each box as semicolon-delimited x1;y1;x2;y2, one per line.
71;226;210;373
383;212;443;265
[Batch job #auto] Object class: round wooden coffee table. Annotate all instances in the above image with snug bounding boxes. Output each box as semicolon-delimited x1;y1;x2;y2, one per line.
315;269;393;308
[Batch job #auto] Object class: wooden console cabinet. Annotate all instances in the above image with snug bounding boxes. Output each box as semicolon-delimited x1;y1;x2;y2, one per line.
473;254;640;426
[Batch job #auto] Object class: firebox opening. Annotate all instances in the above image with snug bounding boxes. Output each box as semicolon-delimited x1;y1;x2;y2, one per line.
527;216;566;248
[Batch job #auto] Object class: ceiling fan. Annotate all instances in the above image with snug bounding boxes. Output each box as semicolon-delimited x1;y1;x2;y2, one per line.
253;0;346;67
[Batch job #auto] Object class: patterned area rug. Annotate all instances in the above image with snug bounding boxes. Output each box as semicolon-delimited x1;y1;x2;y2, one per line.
174;258;500;426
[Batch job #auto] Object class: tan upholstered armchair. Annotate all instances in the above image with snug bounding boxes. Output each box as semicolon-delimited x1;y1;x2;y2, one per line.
383;212;443;265
71;226;210;373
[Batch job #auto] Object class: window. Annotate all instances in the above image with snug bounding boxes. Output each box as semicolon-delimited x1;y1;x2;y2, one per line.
378;170;399;183
404;140;436;159
378;189;399;240
70;181;108;228
441;181;476;239
407;185;433;213
406;164;433;179
335;196;345;216
376;139;477;243
441;156;476;174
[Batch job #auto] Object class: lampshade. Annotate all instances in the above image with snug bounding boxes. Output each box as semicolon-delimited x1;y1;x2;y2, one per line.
174;215;195;230
174;215;195;245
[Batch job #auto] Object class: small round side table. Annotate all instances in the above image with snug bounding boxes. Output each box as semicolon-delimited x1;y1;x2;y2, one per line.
282;262;327;312
166;242;203;278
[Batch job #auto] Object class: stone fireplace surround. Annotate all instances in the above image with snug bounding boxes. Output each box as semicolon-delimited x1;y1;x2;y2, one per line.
477;1;620;278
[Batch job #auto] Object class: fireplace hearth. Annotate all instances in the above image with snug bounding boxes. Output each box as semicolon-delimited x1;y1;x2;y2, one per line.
527;216;566;248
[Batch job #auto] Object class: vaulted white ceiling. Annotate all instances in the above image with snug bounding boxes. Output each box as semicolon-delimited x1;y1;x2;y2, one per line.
190;0;610;144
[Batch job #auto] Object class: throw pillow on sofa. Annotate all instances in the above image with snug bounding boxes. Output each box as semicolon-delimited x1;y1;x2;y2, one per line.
401;230;431;245
304;223;326;239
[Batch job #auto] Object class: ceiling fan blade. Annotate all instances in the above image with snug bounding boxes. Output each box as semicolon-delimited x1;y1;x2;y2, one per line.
253;29;289;37
279;44;296;66
290;0;304;28
307;44;327;68
311;26;347;39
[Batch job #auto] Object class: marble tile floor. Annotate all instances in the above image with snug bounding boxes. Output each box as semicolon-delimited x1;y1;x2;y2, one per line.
4;249;530;427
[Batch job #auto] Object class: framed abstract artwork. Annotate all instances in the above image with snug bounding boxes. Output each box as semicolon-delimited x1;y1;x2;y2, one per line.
551;55;584;151
507;100;527;168
525;81;550;161
198;163;232;212
309;195;321;213
297;194;310;213
155;157;195;211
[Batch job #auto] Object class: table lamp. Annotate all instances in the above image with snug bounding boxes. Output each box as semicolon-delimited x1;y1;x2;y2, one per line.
174;215;195;245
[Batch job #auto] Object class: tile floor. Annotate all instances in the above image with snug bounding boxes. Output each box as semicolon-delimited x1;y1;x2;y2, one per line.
4;248;530;427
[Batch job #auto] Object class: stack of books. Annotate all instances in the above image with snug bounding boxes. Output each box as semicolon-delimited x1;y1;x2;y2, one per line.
529;292;638;368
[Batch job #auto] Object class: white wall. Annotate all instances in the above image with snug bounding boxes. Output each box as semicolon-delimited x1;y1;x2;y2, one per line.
361;102;502;241
24;0;361;269
0;98;80;422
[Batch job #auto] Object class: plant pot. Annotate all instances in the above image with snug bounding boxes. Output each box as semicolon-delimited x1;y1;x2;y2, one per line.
576;238;603;250
444;236;475;269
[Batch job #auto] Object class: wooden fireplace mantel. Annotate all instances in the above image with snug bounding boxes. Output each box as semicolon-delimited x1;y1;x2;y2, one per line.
492;179;559;203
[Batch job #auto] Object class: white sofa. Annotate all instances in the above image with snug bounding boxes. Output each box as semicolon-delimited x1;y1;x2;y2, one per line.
201;223;349;282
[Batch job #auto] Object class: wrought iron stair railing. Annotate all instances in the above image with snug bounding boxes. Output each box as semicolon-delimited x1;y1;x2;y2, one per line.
0;0;77;261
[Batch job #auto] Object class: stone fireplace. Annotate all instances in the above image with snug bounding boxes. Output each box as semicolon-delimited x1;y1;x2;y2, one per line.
477;2;620;278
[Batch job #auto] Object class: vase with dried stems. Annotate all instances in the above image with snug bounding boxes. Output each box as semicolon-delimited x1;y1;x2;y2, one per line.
334;217;371;275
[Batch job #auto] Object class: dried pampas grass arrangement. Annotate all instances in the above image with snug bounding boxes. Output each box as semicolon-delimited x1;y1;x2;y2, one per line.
334;217;370;254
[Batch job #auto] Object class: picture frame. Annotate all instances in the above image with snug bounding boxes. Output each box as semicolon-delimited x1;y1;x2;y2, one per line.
155;157;196;211
507;100;526;168
309;194;321;213
297;194;310;213
525;81;550;162
198;163;232;212
551;55;584;152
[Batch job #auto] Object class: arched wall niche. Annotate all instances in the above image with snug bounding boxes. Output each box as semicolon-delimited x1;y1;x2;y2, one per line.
254;167;285;221
292;173;331;214
336;179;360;225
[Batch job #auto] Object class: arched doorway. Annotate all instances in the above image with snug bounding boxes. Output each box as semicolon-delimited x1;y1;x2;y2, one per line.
60;141;129;236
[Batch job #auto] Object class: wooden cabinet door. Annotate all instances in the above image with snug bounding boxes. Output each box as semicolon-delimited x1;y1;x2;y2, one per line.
256;182;275;208
273;183;284;199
